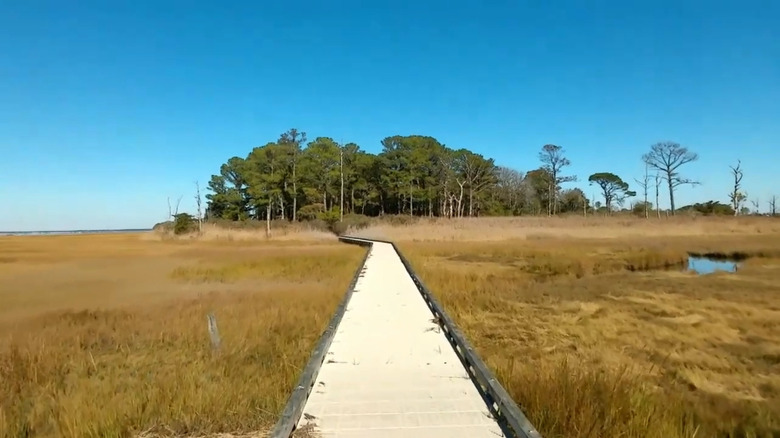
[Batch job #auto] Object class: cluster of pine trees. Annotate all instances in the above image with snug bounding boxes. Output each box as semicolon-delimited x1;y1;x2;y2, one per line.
202;128;778;231
205;129;596;222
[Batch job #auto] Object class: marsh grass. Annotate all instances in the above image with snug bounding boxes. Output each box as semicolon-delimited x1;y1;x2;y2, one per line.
0;233;364;438
4;217;780;437
150;221;338;242
399;220;780;438
351;215;780;242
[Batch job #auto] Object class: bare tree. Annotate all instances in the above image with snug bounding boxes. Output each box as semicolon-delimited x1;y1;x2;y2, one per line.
751;198;760;215
642;141;699;215
167;195;182;219
728;160;746;216
654;173;662;218
769;195;777;216
634;163;650;219
539;144;576;215
194;181;203;232
462;154;495;217
494;167;525;214
454;178;466;217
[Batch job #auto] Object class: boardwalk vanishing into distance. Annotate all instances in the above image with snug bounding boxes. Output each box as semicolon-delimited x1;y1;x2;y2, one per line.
271;237;541;438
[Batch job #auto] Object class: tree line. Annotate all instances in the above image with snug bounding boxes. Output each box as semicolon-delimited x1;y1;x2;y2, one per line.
201;128;774;229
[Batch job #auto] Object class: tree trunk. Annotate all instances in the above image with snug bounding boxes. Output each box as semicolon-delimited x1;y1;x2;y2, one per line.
441;188;448;218
280;182;286;220
583;195;587;217
292;161;297;221
468;188;473;217
547;183;553;216
457;181;465;218
452;195;457;218
339;147;344;222
265;201;271;239
667;176;676;215
410;181;413;217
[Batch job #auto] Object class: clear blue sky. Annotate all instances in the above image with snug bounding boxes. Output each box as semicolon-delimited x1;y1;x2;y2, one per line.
1;0;778;231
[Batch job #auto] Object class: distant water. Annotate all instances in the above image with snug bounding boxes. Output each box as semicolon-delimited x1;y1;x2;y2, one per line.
0;228;151;236
687;256;739;275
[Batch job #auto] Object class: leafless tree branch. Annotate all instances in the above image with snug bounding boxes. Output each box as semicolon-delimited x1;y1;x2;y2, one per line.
642;141;698;214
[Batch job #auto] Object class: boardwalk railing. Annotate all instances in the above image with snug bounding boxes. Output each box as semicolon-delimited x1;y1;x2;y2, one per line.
270;236;542;438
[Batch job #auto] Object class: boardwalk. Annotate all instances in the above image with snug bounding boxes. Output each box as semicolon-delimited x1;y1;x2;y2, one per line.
294;241;506;437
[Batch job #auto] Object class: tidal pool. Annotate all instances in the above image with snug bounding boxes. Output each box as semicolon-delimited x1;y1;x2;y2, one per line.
687;256;739;275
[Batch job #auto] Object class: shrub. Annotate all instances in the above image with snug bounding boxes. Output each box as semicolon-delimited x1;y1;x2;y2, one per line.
330;221;349;236
310;212;374;236
318;208;341;227
303;219;330;233
152;221;173;232
632;201;653;216
206;218;267;230
297;204;325;221
172;213;197;235
342;214;373;230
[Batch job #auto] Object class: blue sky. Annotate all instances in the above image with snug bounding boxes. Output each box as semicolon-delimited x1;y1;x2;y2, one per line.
1;0;778;231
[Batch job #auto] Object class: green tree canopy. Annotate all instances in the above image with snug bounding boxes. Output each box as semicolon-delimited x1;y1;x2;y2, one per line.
588;172;636;213
201;129;709;223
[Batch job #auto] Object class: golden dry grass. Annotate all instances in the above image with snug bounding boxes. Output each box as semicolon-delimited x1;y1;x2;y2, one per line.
5;216;779;437
393;216;780;438
0;232;364;438
351;214;780;242
147;222;339;243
